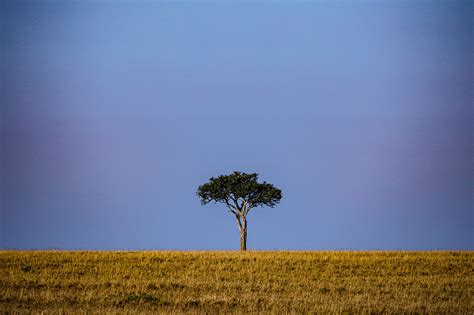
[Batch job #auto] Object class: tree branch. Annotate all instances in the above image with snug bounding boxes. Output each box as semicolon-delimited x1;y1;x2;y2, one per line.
225;200;238;216
234;213;242;232
242;200;248;214
246;204;254;215
225;199;237;210
238;198;245;211
231;195;238;206
230;195;243;215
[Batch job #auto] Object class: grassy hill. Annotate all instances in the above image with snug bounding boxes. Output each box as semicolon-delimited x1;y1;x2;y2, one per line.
1;251;472;313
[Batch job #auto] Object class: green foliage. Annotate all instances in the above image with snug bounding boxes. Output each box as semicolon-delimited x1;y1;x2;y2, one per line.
197;171;282;210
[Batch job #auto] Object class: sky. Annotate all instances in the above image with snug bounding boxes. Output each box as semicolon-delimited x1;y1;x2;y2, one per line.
1;0;472;250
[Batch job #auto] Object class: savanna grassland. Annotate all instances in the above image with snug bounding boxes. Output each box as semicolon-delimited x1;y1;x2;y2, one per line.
1;251;472;313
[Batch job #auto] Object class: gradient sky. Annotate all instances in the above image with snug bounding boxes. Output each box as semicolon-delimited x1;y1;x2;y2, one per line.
1;1;472;250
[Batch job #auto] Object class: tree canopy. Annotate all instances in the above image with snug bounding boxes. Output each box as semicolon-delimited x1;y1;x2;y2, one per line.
197;171;282;215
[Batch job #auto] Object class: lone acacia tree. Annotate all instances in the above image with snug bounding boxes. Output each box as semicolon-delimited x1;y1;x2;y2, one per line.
197;171;282;251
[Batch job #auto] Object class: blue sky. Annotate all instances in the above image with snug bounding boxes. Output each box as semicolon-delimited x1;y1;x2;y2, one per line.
1;0;472;250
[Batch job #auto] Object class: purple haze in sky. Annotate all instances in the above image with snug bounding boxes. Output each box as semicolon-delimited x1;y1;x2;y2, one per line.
1;1;472;250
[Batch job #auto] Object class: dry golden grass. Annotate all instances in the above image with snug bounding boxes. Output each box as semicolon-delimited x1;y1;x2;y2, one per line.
0;251;472;313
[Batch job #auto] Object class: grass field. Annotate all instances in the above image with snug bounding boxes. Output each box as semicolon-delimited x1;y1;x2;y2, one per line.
1;251;472;313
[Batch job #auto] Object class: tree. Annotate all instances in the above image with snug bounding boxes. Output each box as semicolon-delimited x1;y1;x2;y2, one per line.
197;171;282;251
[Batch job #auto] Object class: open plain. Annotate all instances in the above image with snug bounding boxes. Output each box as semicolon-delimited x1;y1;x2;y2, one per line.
1;251;472;313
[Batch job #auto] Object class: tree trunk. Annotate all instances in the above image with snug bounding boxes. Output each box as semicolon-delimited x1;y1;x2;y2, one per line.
240;217;247;251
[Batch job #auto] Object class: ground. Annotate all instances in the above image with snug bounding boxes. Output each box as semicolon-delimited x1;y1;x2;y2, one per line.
1;251;472;313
